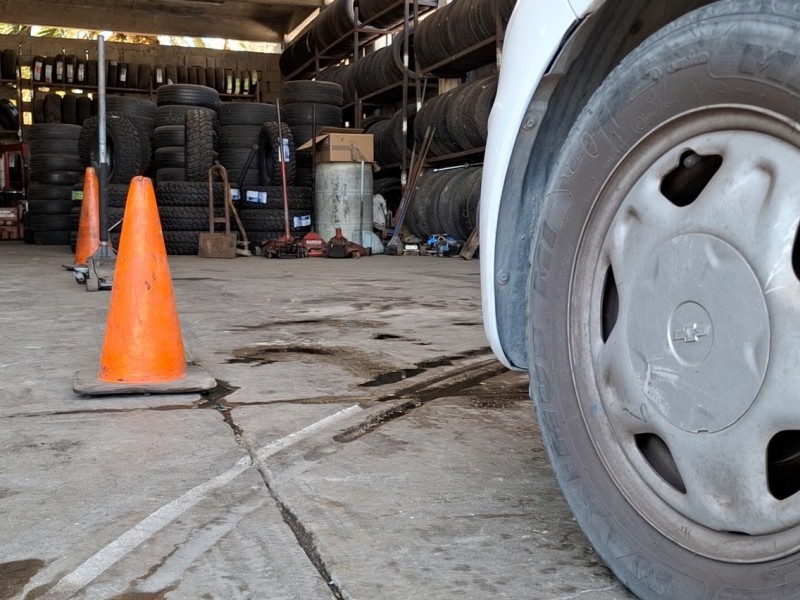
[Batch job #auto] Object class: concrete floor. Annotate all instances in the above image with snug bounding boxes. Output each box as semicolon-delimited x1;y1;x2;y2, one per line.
0;243;634;600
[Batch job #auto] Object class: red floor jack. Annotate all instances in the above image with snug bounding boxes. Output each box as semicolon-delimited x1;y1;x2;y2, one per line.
262;101;307;259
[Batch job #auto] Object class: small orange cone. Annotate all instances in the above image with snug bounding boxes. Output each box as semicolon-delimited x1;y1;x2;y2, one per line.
74;167;100;266
74;176;215;396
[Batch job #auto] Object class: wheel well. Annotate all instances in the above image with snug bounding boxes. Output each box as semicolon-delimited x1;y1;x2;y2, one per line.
493;0;717;370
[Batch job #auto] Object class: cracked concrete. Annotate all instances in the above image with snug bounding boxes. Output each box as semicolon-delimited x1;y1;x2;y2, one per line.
0;244;633;600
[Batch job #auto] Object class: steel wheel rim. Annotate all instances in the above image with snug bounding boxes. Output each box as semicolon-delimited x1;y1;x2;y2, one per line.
569;105;800;562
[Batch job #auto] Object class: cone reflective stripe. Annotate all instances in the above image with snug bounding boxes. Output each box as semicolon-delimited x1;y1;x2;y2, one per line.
98;177;185;383
74;176;215;395
74;167;100;266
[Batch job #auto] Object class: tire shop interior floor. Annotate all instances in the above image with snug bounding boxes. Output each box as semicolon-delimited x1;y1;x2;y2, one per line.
0;243;632;600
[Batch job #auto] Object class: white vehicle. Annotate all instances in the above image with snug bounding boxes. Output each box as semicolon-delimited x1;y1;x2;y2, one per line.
482;0;800;597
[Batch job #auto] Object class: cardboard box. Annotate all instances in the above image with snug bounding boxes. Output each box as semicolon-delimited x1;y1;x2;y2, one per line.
298;128;374;163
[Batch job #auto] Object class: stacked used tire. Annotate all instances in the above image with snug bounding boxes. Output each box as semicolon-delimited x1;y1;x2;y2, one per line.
406;166;481;241
236;186;313;246
154;83;219;183
26;123;84;245
33;93;94;125
367;105;416;168
415;0;517;76
413;74;498;157
281;80;344;186
152;84;221;254
217;101;276;188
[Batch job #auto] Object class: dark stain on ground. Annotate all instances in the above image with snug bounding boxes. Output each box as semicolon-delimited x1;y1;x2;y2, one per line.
227;318;382;331
359;348;493;388
228;345;334;365
452;321;482;326
0;558;44;600
171;277;214;282
373;333;406;340
228;344;389;380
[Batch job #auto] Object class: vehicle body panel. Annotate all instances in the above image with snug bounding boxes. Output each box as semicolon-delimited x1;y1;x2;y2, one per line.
480;0;584;369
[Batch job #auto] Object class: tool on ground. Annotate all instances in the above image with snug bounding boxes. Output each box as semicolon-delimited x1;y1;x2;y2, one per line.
261;100;307;259
86;35;116;292
198;164;250;258
385;126;435;256
73;177;216;396
301;231;327;257
326;227;370;258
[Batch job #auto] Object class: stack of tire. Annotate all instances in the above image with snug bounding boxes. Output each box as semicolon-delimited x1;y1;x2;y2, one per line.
151;84;221;254
406;166;481;241
415;0;517;76
152;64;258;95
217;102;275;188
358;0;408;28
26;123;84;245
153;84;219;183
280;0;358;77
315;63;357;106
105;61;152;89
352;33;410;102
31;55;98;86
413;74;498;157
281;80;344;186
215;101;309;245
32;93;94;125
367;105;416;168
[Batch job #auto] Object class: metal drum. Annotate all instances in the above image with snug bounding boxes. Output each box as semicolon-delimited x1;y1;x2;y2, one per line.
314;161;373;244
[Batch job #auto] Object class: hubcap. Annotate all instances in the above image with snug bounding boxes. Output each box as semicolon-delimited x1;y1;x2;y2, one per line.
571;107;800;562
627;233;769;433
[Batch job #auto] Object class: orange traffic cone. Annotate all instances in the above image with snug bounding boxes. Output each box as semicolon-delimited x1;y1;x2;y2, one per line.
74;167;100;266
73;177;215;396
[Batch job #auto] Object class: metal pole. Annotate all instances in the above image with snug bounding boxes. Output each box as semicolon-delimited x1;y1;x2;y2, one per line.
97;35;110;249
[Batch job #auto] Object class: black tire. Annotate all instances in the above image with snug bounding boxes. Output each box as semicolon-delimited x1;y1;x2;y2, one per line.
54;53;65;83
187;65;198;85
194;66;206;87
61;94;77;125
528;2;800;598
158;206;216;231
214;67;225;93
78;113;144;183
29;137;79;155
163;230;203;255
219;147;260;187
154;146;186;169
157;83;220;110
281;103;342;128
31;55;45;82
107;61;118;87
106;96;157;120
239;208;304;232
156;168;187;184
30;170;83;186
218;102;277;126
156;181;225;207
76;96;92;125
0;99;18;131
176;65;188;84
75;58;86;84
240;186;312;211
165;64;177;86
43;93;61;123
138;63;152;89
117;62;129;87
28;183;74;202
257;121;295;186
86;60;98;86
155;104;217;128
185;108;217;181
33;230;71;245
30;153;83;173
28;212;72;230
1;48;16;80
32;98;45;124
205;67;215;89
153;125;185;148
26;198;73;214
154;65;166;87
28;123;82;141
281;80;344;106
218;124;261;148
